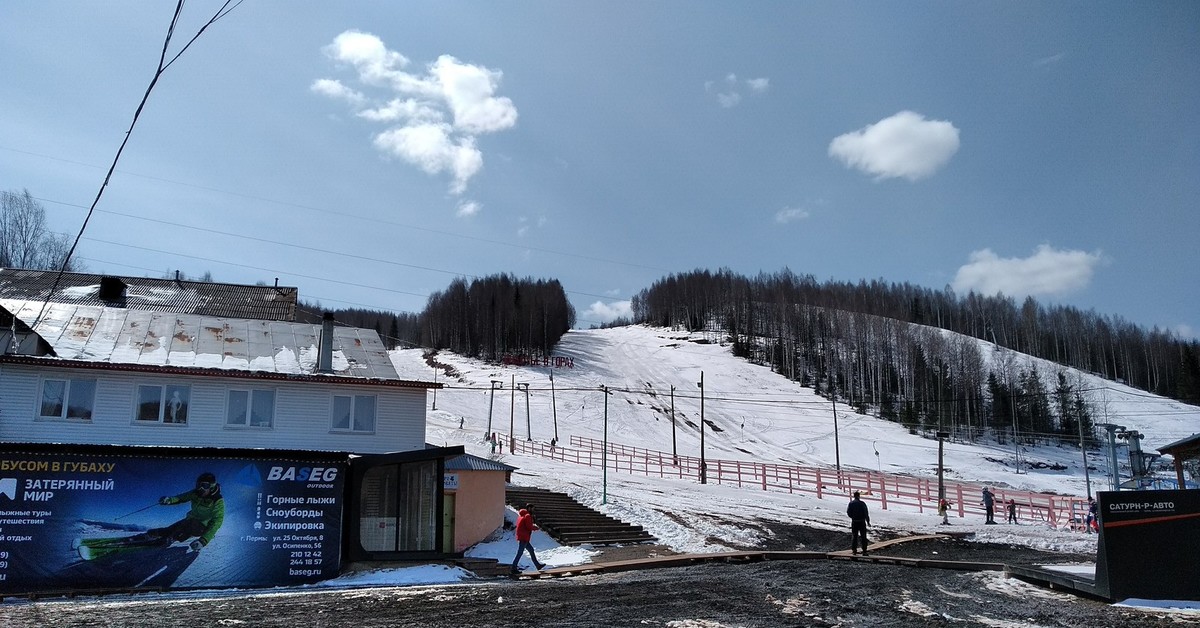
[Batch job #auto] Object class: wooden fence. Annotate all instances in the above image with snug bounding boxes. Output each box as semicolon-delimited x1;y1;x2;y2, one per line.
493;432;1090;530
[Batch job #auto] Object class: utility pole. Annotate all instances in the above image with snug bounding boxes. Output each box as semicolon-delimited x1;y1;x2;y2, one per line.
509;374;516;453
486;380;501;439
937;431;949;503
698;372;706;484
601;385;612;504
432;366;437;410
550;372;559;442
1077;407;1093;499
832;389;841;487
519;382;531;440
670;385;677;464
828;345;841;487
1011;386;1021;474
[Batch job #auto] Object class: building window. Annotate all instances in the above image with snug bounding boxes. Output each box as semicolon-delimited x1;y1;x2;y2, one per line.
226;389;275;428
136;384;191;424
39;377;97;420
331;394;376;433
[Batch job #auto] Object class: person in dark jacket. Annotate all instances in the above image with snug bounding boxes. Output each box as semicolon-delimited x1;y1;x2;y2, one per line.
982;487;996;524
511;504;547;573
846;491;870;555
1085;497;1098;533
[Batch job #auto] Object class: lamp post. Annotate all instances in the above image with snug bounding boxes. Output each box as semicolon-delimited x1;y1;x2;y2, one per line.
697;371;706;484
518;382;531;440
486;380;501;440
432;366;437;410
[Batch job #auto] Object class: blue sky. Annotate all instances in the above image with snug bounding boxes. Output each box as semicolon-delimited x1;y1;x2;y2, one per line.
2;2;1197;334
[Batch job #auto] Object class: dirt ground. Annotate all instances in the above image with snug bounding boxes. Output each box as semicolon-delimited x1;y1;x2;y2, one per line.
1;522;1195;627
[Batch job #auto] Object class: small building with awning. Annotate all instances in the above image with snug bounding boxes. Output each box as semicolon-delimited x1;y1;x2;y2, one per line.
442;452;516;553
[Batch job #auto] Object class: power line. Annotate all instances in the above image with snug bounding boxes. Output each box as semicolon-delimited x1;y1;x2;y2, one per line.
42;195;634;309
31;0;243;331
4;146;673;276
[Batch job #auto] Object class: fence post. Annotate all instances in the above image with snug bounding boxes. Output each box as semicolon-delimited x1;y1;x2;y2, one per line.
816;469;823;499
762;464;768;491
955;484;964;517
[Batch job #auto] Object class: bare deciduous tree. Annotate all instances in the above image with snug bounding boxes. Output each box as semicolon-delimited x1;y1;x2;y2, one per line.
0;189;79;272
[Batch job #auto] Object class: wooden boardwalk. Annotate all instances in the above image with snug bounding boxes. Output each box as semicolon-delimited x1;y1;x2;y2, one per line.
514;533;1004;579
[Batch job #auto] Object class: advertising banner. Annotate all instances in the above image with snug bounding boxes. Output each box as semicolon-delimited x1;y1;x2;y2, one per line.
1094;489;1200;601
0;450;346;594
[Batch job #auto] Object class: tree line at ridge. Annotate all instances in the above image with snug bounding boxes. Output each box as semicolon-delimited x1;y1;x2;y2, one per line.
630;268;1200;446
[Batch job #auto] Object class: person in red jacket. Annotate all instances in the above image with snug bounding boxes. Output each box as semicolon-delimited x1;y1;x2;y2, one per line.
511;504;547;574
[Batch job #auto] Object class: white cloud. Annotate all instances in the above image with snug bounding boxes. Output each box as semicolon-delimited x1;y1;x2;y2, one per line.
774;207;810;224
372;123;482;194
357;98;442;123
430;55;518;134
456;200;481;218
717;92;742;108
585;300;633;323
1174;324;1197;340
315;31;517;196
951;245;1103;298
705;73;769;108
828;111;960;181
323;30;414;89
1033;52;1065;67
309;79;365;106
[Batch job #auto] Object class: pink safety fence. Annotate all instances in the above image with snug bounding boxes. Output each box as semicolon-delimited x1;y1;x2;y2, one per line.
492;432;1091;530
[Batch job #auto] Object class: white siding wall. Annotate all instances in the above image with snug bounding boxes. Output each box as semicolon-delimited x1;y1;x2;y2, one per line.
0;364;428;454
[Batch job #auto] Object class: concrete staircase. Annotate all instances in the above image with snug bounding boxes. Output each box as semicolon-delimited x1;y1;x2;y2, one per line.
506;486;657;546
451;556;513;578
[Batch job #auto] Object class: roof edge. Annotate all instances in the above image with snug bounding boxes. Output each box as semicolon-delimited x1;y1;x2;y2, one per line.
0;354;442;389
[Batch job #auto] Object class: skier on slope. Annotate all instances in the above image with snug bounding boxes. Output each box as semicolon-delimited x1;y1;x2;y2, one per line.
151;471;226;551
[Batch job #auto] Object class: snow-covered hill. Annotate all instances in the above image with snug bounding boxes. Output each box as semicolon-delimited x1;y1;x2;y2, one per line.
388;324;1198;556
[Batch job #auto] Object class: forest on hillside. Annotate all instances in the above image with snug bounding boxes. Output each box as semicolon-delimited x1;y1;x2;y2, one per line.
301;274;575;361
631;268;1200;446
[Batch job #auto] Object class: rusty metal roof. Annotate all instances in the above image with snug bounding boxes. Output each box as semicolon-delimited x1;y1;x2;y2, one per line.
0;269;298;321
0;299;406;381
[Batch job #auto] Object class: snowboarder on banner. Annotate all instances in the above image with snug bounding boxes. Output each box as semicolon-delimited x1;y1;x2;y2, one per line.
511;504;546;574
847;491;871;555
153;471;225;551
